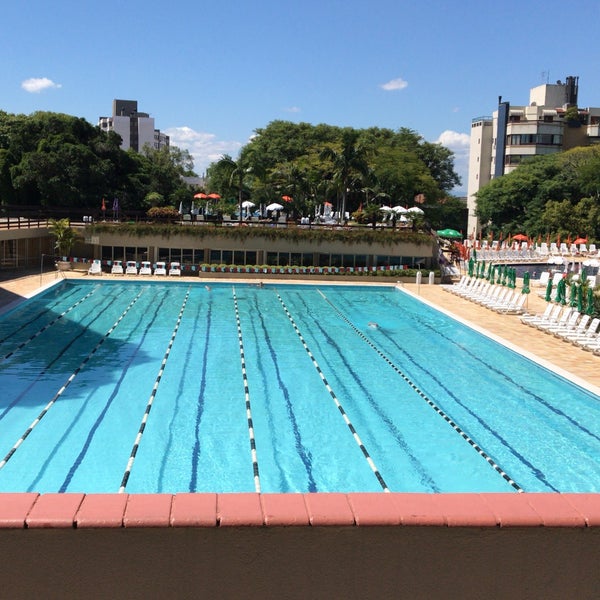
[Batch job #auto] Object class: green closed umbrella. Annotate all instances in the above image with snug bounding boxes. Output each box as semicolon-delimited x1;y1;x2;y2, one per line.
577;283;584;313
522;272;531;294
545;277;553;302
489;265;496;285
569;282;578;308
468;258;474;277
555;278;567;305
587;286;595;316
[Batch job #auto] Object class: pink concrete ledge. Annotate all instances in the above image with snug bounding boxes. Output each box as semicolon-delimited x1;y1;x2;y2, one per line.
0;493;39;528
25;493;85;528
1;493;599;530
123;494;173;528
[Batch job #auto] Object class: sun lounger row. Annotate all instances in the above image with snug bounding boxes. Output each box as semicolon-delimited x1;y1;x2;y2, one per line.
109;260;181;276
442;276;528;314
520;303;600;352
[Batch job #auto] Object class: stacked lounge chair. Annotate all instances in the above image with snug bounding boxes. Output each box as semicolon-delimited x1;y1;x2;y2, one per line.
139;261;152;275
111;260;124;274
564;317;600;346
88;259;102;275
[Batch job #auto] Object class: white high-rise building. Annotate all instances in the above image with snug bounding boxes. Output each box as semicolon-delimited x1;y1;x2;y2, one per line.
99;99;169;152
467;76;600;236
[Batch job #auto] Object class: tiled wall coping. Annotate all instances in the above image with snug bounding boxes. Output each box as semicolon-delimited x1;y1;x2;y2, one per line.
1;492;599;529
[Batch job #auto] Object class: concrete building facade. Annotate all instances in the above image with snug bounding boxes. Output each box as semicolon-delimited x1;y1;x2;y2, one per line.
99;99;169;153
467;76;600;236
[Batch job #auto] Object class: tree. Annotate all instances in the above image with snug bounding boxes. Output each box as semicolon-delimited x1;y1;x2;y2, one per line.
320;128;369;221
207;155;251;222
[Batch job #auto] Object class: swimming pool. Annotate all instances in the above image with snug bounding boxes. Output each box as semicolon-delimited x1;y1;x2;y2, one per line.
0;280;599;494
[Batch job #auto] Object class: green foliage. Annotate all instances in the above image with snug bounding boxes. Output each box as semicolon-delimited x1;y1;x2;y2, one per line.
48;217;79;256
89;221;433;248
0;110;195;211
475;146;600;239
206;121;461;220
146;206;180;220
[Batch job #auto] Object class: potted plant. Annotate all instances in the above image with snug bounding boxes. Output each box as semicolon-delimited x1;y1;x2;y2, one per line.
48;218;79;270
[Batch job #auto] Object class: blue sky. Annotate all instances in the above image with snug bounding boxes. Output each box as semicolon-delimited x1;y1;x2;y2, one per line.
4;0;600;195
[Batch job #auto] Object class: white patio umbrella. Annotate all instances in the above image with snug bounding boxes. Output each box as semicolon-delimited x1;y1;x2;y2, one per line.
407;206;424;214
379;206;393;212
242;200;255;209
392;205;408;214
266;202;283;211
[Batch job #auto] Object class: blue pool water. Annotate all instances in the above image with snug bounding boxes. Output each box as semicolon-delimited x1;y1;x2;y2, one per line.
0;280;599;494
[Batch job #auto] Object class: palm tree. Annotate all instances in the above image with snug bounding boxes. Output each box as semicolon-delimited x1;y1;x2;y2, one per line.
212;155;252;223
48;218;78;258
320;129;369;222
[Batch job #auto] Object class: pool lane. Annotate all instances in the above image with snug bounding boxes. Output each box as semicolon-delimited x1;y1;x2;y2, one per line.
276;287;518;493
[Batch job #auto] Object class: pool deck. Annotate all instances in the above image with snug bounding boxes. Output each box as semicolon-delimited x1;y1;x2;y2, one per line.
1;271;599;598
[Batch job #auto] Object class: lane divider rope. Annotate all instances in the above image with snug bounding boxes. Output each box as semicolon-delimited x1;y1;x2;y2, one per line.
0;289;145;471
119;287;191;493
1;288;97;361
276;290;389;492
316;288;523;493
232;286;261;493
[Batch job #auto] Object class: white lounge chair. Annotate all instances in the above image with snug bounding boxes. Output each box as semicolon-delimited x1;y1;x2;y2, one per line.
545;311;580;336
555;314;590;340
536;271;550;287
111;260;124;275
169;261;181;276
494;292;528;314
88;259;102;275
566;317;600;345
125;261;138;275
139;261;152;275
536;306;573;332
154;261;167;276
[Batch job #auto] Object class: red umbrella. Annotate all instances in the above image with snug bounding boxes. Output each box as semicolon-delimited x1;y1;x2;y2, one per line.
573;237;588;245
101;198;106;211
282;195;293;202
194;192;208;199
207;193;221;199
512;233;528;241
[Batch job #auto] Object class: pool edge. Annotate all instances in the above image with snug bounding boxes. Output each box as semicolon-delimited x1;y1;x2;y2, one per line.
1;492;599;529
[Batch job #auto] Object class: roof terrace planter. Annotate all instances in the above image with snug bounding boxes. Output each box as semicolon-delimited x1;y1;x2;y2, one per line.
86;222;433;248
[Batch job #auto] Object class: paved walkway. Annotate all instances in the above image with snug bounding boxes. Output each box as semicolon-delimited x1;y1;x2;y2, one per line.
2;271;599;392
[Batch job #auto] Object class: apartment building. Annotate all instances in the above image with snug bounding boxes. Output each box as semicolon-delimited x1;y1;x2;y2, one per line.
99;99;169;152
467;76;600;236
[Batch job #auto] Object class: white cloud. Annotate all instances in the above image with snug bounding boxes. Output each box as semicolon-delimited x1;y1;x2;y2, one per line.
435;130;470;195
284;106;301;113
380;77;408;91
165;126;244;176
21;77;62;93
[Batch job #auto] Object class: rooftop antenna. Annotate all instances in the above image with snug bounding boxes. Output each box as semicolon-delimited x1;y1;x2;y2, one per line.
541;70;550;84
